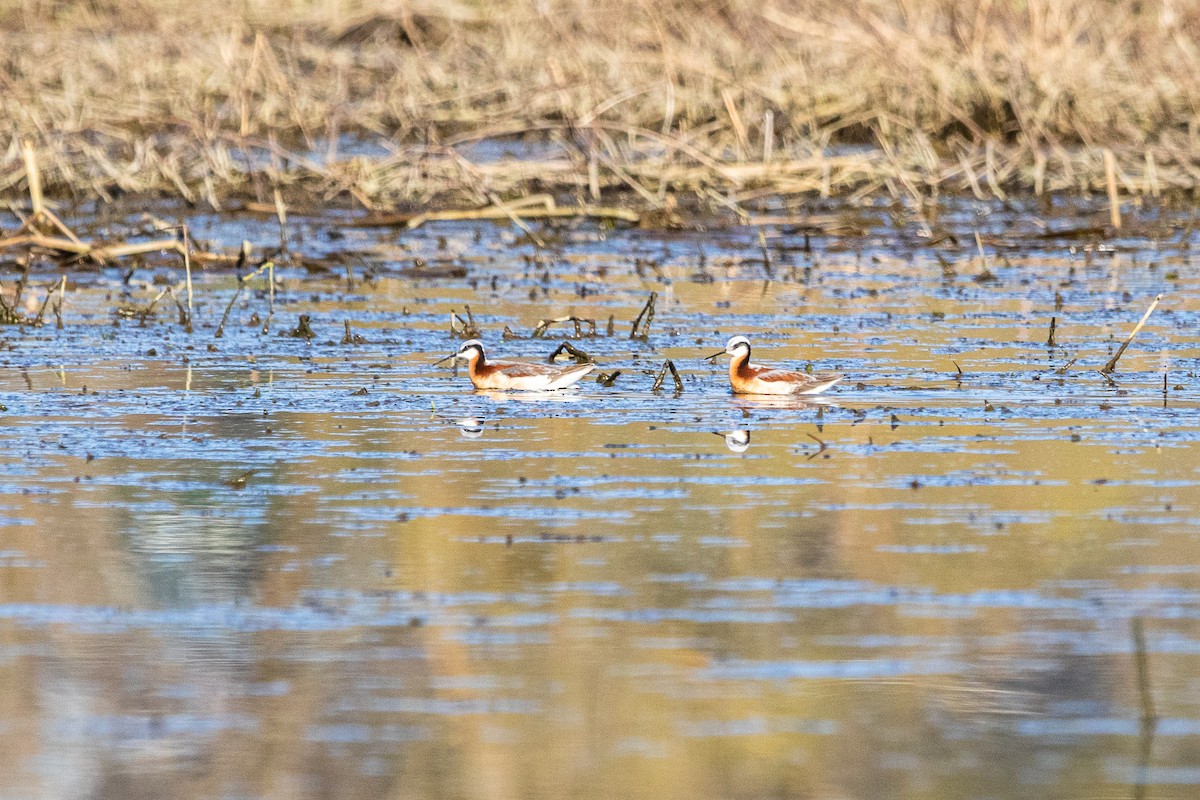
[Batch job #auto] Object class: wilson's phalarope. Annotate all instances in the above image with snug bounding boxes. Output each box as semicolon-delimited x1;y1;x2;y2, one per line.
434;339;595;391
706;336;842;395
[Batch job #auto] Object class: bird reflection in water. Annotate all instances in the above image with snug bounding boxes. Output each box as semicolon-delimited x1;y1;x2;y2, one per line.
455;417;485;438
474;389;582;404
714;429;752;453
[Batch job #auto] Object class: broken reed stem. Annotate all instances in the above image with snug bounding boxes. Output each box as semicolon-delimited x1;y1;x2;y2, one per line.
0;232;187;261
168;285;188;324
762;109;774;163
33;287;53;324
449;308;480;339
21;140;44;217
630;291;657;339
1104;148;1122;230
12;264;28;311
651;359;684;393
54;275;65;329
486;192;544;248
183;225;193;330
358;205;640;230
273;188;288;256
33;275;66;326
140;283;179;320
547;341;593;364
974;231;989;272
1100;293;1162;374
0;283;13;320
214;283;243;338
263;260;275;334
533;315;597;338
341;319;365;345
215;260;273;338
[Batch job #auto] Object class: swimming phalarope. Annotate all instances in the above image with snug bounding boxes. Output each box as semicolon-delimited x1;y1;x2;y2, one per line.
435;339;595;391
706;336;842;395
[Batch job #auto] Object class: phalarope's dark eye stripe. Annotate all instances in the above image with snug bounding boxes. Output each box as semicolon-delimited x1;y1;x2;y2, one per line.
713;336;844;396
439;341;597;392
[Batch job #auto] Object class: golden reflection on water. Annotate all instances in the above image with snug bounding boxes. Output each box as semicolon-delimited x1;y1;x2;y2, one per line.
0;242;1197;799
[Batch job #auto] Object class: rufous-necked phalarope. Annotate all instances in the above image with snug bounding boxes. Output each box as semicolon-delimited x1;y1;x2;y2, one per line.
706;335;842;395
435;339;595;391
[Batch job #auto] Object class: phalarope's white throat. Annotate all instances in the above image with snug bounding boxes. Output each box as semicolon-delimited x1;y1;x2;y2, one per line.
706;336;842;395
435;339;595;391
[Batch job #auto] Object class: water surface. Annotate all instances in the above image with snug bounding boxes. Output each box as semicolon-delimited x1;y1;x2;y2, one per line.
0;197;1198;798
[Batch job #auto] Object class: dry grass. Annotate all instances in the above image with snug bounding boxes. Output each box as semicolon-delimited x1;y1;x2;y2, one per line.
3;0;1200;211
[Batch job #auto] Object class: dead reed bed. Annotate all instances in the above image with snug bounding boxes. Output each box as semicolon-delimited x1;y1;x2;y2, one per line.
3;0;1200;213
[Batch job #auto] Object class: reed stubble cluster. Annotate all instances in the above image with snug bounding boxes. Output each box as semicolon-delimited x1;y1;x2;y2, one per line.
3;0;1200;211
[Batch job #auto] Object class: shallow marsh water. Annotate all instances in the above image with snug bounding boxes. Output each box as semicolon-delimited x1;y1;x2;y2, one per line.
1;197;1199;798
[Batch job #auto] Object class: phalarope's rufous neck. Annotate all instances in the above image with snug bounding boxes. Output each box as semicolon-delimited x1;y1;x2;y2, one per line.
434;339;595;391
705;335;842;396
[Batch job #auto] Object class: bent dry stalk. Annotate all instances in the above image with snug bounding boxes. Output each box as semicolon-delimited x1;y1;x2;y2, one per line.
215;260;275;338
651;359;683;394
1101;294;1162;374
533;316;598;338
630;292;657;339
547;341;593;364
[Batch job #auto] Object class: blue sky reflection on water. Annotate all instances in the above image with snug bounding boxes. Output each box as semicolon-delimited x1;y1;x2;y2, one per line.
0;198;1199;798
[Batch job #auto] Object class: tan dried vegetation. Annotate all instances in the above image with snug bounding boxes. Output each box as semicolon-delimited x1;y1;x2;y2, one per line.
2;0;1200;212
